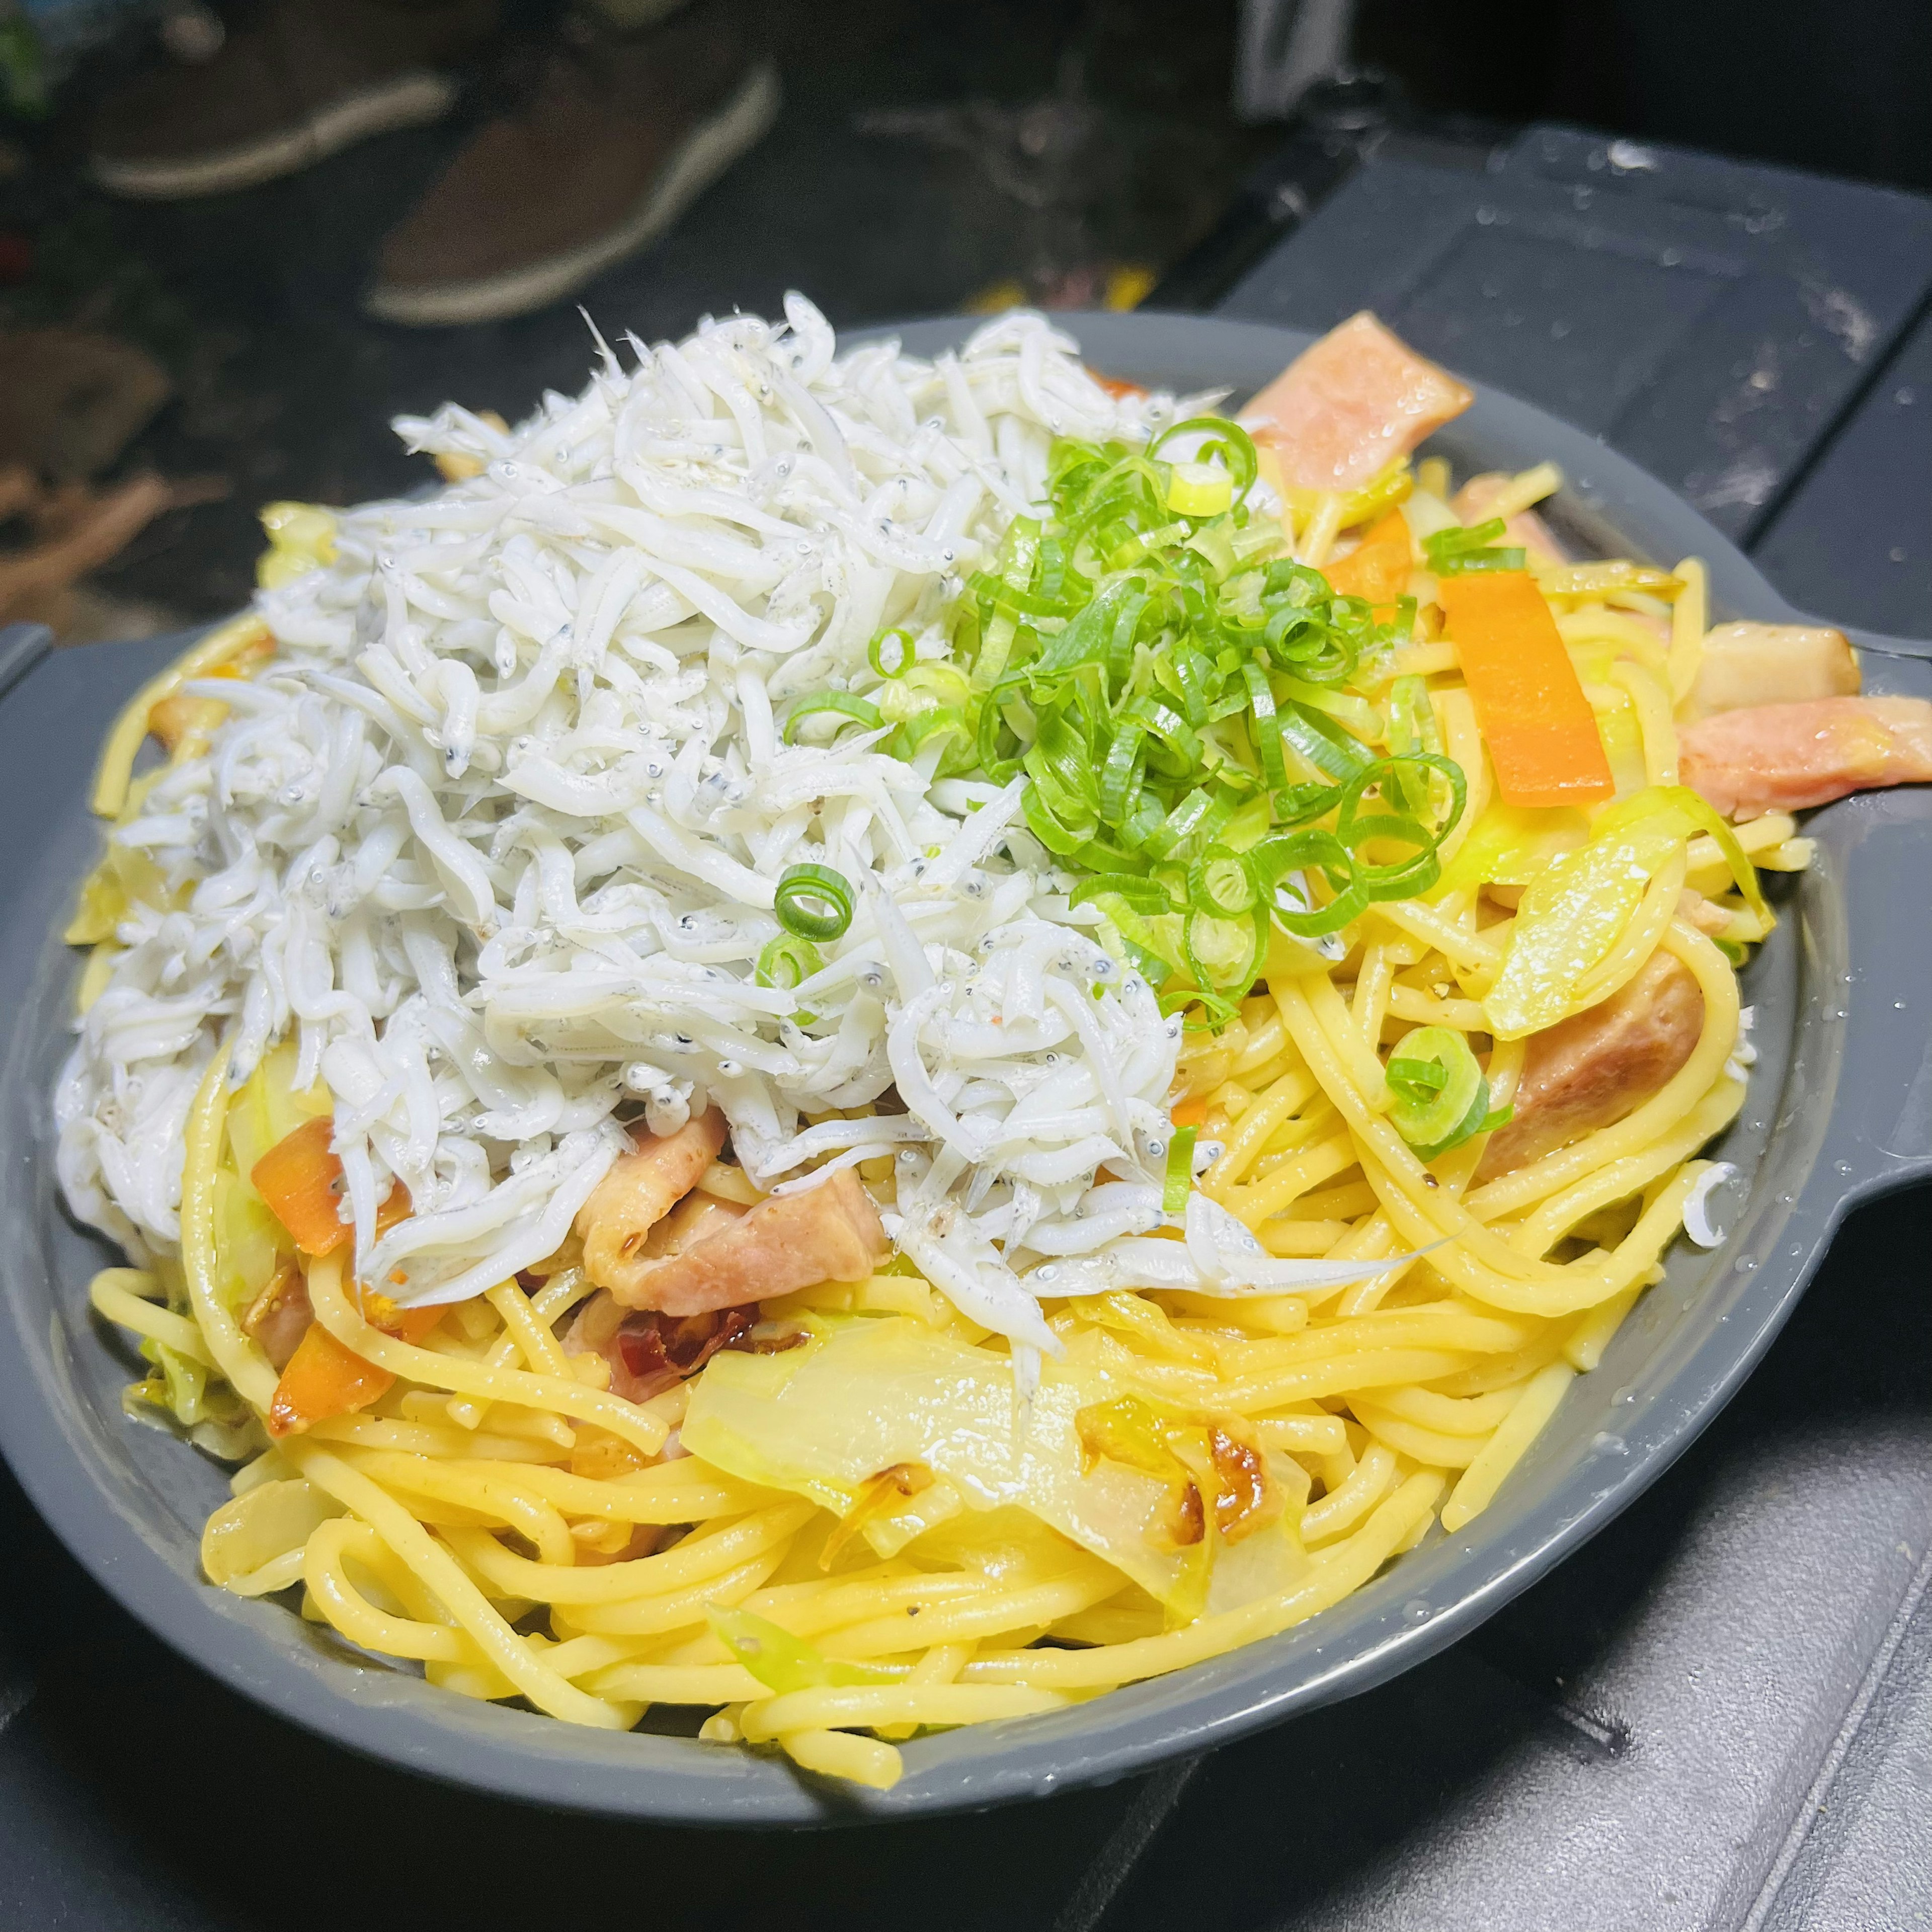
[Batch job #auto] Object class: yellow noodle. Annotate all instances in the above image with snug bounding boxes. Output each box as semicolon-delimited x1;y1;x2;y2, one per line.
90;1269;218;1367
1201;1066;1319;1194
1565;1280;1645;1373
778;1729;903;1789
742;1683;1068;1741
1509;1078;1744;1256
1301;1441;1399;1540
1613;659;1680;785
961;1474;1445;1688
306;1254;667;1458
1667;557;1708;702
1440;1363;1577;1533
1350;1402;1482;1469
288;1443;629;1727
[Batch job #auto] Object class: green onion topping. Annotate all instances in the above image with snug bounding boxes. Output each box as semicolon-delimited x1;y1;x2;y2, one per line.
773;863;854;942
1384;1026;1512;1160
782;692;883;745
1163;1124;1198;1215
944;418;1465;1025
1424;518;1525;577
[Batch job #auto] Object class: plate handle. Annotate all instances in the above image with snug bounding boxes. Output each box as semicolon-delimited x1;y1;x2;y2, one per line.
1802;775;1932;1199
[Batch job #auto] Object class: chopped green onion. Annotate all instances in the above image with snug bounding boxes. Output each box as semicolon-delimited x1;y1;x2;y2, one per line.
1383;1026;1507;1160
773;863;854;942
1425;517;1525;577
756;933;824;991
1163;1124;1198;1214
782;692;883;745
951;413;1463;1022
869;627;916;677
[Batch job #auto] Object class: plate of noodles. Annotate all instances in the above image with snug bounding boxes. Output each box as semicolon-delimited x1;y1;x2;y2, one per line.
3;303;1931;1822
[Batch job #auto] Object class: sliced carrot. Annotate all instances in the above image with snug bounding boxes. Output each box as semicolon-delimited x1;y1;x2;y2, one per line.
1090;370;1149;400
1169;1095;1212;1129
252;1116;411;1256
251;1116;347;1255
268;1322;388;1436
1437;571;1615;809
266;1294;443;1438
1323;510;1414;605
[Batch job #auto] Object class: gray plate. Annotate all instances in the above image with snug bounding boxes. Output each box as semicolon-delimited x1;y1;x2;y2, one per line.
3;310;1930;1827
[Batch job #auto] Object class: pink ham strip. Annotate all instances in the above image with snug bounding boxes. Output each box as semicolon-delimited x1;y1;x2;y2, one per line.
1239;312;1473;494
1679;695;1932;818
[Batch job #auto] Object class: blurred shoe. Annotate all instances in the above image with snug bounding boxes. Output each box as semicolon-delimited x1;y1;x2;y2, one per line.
364;0;776;327
91;0;500;200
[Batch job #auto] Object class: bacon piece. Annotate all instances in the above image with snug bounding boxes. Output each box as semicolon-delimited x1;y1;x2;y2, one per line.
1680;695;1932;819
609;1167;889;1316
567;1189;752;1400
241;1261;313;1371
1451;473;1567;568
1686;622;1861;720
1239;313;1473;494
575;1109;728;1299
1476;952;1705;1180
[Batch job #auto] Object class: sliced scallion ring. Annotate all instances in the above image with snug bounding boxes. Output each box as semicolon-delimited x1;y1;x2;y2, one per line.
869;627;916;678
756;932;824;991
781;692;883;745
1384;1026;1509;1160
773;863;854;942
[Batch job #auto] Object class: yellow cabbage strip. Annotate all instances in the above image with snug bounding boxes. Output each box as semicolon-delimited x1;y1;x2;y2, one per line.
1482;821;1682;1038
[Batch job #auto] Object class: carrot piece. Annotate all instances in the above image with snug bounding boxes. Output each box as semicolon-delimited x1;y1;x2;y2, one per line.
1323;511;1414;605
266;1293;443;1437
252;1117;414;1259
251;1116;348;1255
1437;571;1615;808
1089;370;1148;400
268;1322;389;1436
1169;1095;1212;1129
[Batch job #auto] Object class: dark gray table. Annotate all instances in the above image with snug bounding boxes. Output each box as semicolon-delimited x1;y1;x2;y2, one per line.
5;121;1931;1932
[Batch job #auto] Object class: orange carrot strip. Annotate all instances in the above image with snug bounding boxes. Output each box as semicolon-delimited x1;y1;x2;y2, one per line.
252;1117;347;1255
267;1297;443;1437
252;1116;411;1257
1437;571;1614;808
1089;370;1149;400
1169;1095;1212;1129
1323;511;1413;605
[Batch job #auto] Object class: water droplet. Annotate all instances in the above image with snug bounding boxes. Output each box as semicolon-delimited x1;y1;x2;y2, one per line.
1612;1384;1637;1406
1898;1001;1909;1010
1403;1598;1431;1624
1835;1160;1854;1176
1592;1432;1629;1456
1738;1256;1758;1271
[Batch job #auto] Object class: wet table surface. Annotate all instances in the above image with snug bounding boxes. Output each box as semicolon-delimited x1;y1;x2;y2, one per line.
5;121;1932;1932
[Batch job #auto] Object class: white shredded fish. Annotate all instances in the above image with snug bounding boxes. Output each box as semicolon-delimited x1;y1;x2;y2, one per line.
57;297;1244;1344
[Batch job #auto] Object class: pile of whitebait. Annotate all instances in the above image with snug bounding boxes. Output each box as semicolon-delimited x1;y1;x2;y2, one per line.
58;296;1375;1357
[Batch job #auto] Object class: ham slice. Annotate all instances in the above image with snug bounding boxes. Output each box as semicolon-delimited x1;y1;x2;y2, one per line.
608;1167;889;1316
1240;313;1473;494
1680;696;1932;819
1476;952;1705;1180
1685;622;1861;720
575;1109;727;1299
